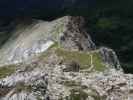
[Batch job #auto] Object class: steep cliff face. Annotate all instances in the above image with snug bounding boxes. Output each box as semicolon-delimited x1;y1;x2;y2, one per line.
0;16;132;100
59;16;96;51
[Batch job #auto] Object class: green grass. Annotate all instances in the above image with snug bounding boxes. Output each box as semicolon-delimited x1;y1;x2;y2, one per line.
48;42;59;50
39;42;106;72
66;88;104;100
39;42;59;60
0;64;17;79
55;48;105;71
15;82;32;93
92;52;106;71
64;80;80;87
65;89;88;100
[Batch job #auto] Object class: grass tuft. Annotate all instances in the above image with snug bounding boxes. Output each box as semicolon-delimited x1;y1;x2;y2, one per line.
0;64;17;79
55;48;105;71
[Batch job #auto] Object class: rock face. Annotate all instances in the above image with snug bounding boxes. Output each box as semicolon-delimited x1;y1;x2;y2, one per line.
0;16;133;100
60;16;96;51
99;47;121;70
0;16;95;66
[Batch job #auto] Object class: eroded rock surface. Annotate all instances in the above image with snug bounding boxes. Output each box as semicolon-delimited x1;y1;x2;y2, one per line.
0;16;95;66
60;16;96;51
0;60;133;100
0;16;133;100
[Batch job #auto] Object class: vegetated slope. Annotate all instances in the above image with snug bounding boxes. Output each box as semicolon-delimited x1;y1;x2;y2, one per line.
0;16;133;100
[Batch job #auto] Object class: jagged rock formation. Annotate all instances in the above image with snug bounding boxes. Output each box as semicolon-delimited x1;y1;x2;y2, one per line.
60;16;96;51
0;16;95;66
99;47;121;70
0;16;133;100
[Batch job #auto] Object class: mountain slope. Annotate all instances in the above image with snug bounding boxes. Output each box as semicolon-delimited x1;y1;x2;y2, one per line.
0;16;96;66
0;16;132;100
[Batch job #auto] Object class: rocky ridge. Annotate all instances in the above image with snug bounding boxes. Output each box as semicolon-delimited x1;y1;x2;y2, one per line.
0;16;132;100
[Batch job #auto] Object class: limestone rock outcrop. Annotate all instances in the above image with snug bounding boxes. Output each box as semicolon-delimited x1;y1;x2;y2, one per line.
0;16;95;66
0;16;132;100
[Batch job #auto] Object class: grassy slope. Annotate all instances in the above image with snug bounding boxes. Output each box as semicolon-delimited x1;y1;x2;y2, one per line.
0;64;17;79
40;43;106;72
55;48;105;71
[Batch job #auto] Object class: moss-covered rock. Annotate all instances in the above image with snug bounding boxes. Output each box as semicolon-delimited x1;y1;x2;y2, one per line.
0;64;17;79
55;48;106;72
15;82;32;93
65;88;88;100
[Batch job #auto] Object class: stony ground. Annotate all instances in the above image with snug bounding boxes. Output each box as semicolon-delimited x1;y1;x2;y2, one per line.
0;56;133;100
0;16;133;100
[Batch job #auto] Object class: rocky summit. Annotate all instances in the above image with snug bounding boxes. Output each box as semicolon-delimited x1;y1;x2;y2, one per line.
0;16;133;100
